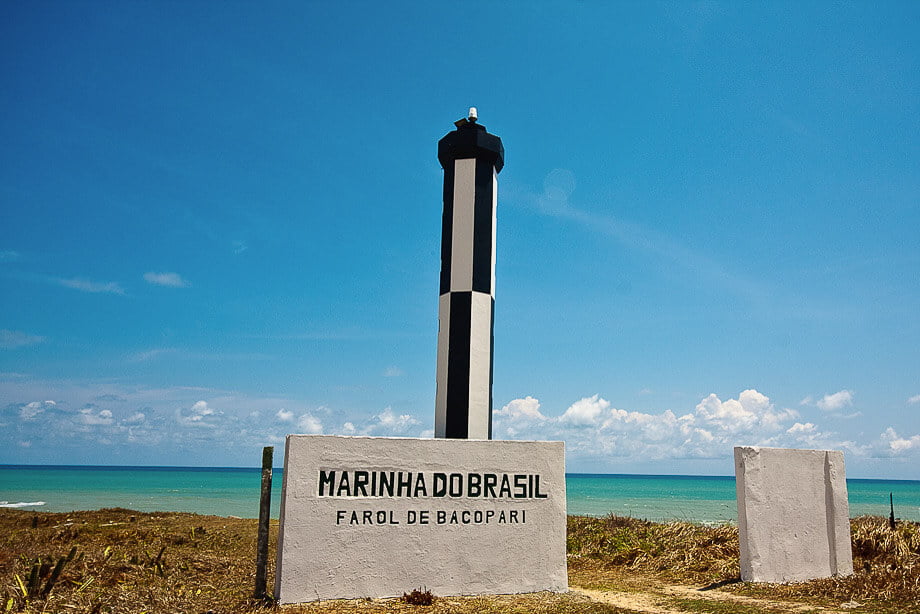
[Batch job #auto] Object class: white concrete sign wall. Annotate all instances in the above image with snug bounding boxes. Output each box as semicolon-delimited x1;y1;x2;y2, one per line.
275;435;567;603
734;446;854;583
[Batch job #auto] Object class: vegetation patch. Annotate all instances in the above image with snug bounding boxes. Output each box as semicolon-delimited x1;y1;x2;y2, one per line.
727;516;920;613
401;587;434;606
666;596;801;614
1;509;917;613
568;513;919;613
567;514;739;582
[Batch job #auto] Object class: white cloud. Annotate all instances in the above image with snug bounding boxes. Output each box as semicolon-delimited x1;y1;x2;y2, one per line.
78;408;114;426
560;394;609;426
0;250;21;262
123;412;146;424
817;390;853;412
8;376;914;473
2;382;420;462
0;330;45;349
143;272;190;288
494;396;546;421
908;394;920;405
327;407;420;437
178;400;221;427
19;400;56;421
383;366;404;377
787;422;816;435
695;389;796;433
297;413;323;434
876;427;920;455
493;389;816;462
58;277;125;295
367;407;419;435
696;392;757;432
190;401;213;417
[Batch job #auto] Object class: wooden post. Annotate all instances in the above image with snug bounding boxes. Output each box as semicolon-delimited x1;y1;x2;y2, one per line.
254;446;273;600
889;492;896;529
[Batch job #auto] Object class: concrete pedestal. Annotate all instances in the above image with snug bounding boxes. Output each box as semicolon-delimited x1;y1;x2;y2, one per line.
275;435;567;603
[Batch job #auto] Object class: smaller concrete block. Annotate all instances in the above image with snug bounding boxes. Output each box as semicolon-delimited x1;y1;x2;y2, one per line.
735;446;853;583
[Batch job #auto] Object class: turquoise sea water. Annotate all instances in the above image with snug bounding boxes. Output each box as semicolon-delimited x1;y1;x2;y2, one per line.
1;465;918;523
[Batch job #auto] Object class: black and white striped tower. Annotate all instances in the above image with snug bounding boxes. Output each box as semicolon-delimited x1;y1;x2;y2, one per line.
435;108;504;439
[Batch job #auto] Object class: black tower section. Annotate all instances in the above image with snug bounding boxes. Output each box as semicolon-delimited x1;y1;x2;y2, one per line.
435;115;504;439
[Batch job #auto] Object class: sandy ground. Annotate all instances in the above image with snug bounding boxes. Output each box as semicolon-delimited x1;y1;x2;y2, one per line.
573;582;864;614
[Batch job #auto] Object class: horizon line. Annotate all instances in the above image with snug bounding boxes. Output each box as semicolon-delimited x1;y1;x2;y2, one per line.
1;464;917;483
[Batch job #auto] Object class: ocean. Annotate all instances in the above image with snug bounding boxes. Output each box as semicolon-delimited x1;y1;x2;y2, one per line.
1;465;918;524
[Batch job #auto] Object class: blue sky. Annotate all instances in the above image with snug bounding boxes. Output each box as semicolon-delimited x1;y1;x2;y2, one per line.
1;2;918;478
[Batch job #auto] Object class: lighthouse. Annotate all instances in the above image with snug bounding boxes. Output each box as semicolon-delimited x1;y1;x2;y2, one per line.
435;108;504;439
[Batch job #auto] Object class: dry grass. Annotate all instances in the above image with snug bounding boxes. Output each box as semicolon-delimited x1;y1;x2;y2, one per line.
568;513;920;612
0;507;270;613
567;515;739;583
730;515;920;611
0;508;625;614
2;509;917;613
281;592;626;613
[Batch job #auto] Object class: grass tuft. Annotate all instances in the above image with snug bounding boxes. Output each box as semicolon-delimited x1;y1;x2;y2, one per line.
401;587;434;605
